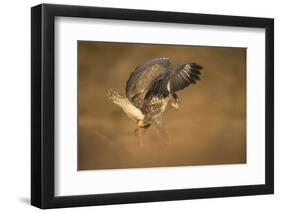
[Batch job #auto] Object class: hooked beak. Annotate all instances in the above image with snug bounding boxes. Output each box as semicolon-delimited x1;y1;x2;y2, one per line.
171;102;179;110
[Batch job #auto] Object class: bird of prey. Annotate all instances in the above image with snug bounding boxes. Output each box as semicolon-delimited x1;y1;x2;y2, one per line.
107;57;202;143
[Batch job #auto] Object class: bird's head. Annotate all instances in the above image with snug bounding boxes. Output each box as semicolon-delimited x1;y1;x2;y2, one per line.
170;94;179;109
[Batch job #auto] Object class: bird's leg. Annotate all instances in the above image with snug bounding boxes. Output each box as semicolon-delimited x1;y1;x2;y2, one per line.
134;119;150;146
155;116;170;144
134;127;145;147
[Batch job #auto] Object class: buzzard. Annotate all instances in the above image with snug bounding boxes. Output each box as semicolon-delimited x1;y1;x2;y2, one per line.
107;57;202;142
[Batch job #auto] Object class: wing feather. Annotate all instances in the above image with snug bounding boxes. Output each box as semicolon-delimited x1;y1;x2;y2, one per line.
145;63;202;100
125;58;171;109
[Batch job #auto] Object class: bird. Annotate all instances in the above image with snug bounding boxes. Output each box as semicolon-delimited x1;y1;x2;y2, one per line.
107;57;202;144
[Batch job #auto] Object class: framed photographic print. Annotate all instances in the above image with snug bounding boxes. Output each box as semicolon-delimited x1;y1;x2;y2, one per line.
31;3;274;209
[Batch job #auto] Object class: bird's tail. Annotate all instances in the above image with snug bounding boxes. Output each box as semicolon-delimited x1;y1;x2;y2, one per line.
106;89;126;106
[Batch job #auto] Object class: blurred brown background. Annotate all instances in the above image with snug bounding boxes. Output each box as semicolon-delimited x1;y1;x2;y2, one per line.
78;41;246;170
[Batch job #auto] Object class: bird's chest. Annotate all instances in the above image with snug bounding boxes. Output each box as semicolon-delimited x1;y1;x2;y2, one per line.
146;96;170;114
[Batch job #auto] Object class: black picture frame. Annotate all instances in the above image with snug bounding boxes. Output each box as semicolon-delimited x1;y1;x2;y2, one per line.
31;3;274;209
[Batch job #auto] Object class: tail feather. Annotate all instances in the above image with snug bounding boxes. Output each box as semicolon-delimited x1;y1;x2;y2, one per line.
107;88;145;121
107;89;126;106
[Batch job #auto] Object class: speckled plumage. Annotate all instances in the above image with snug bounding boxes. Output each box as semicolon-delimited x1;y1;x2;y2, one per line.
107;58;202;129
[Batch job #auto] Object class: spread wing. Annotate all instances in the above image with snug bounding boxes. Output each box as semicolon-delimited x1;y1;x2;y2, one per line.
145;63;202;100
125;58;171;109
